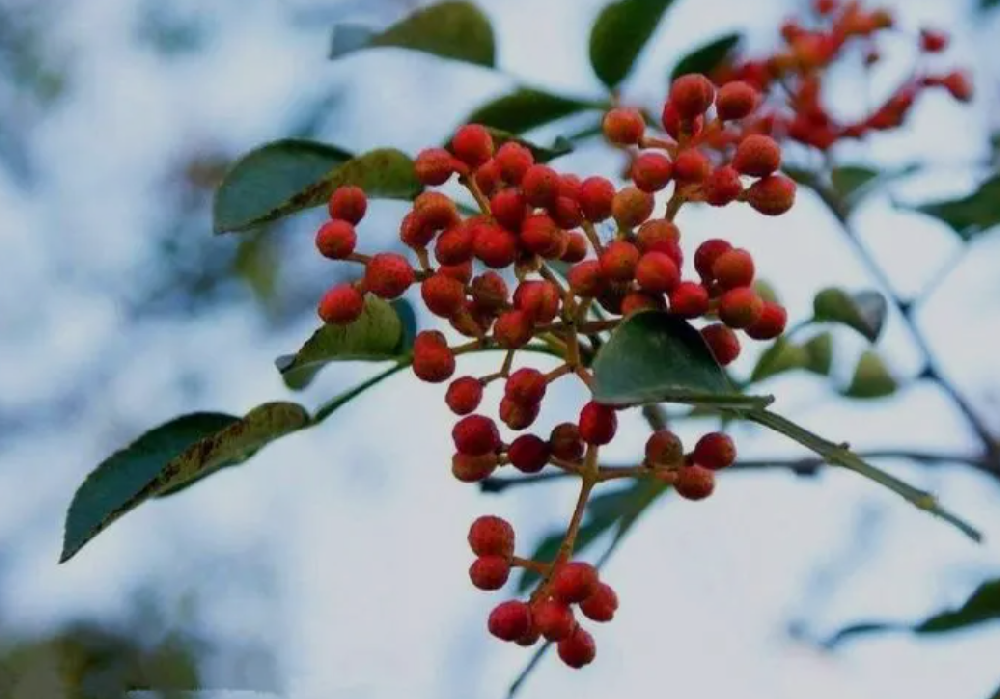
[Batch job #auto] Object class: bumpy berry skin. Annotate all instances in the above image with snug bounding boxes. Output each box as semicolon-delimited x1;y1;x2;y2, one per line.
670;74;715;118
578;176;616;222
637;218;681;253
470;555;511;591
452;452;498;482
414;147;456;186
520;213;564;258
694;239;733;281
317;284;364;324
453;415;502;457
599;241;640;282
636;252;680;294
521;164;560;208
602;107;645;145
745;301;788;340
551;195;584;230
421;273;466;318
365;253;415;299
550;423;584;461
645;429;684;465
488;601;532;642
693;432;737;470
747;175;796;215
718;287;765;328
631;152;673;192
434;224;475;265
489;188;528;230
468;515;515;557
580;582;618;622
499;396;540;430
328;185;367;224
704;165;744;206
495;141;534;184
669;281;710;319
712;248;755;290
473;224;519;268
675;464;716;501
415;191;459;230
716;80;759;120
508;434;551;474
661;102;703;139
514;280;560;323
534;600;577;641
446;377;484;416
612;187;655;228
673;148;712;184
505;368;547;406
733;134;782;177
315;220;357;260
557;626;596;669
621;292;662;316
399;212;434;248
568;261;604;297
578;401;618;446
561;232;588;263
451;124;494;168
413;341;456;383
700;323;741;365
552;562;599;604
494;310;534;349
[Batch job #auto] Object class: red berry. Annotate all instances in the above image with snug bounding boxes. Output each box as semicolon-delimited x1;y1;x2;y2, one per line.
327;185;367;224
578;401;617;446
550;195;584;230
557;626;596;669
421;273;466;318
636;251;680;294
399;211;435;248
602;107;645;145
493;310;534;349
568;260;605;297
468;514;515;557
919;28;948;53
315;219;357;260
500;396;540;430
675;463;716;500
414;147;456;186
661;102;704;139
504;368;547;405
733;134;781;177
716;80;760;120
747;175;796;215
474;158;502;196
495;141;534;184
578;176;616;222
703;165;743;206
469;555;511;591
507;434;551;474
580;582;618;622
552;561;599;603
317;284;364;324
452;452;498;482
669;281;710;318
558;173;582;199
470;271;509;311
490;188;528;230
514;280;561;323
440;260;474;284
520;213;564;258
612;187;655;228
364;253;415;299
434;223;476;266
673;148;711;184
645;430;684;465
549;423;584;461
718;286;764;328
942;70;973;102
414;328;448;351
670;74;715;118
631;152;673;192
636;219;680;254
533;600;577;641
413;339;455;383
453;415;502;457
712;248;755;289
599;240;640;282
488;600;532;642
521;164;560;208
445;376;484;415
451;124;494;168
473;223;519;268
700;323;741;365
621;292;663;316
414;191;459;230
694;239;733;281
561;232;589;264
693;431;736;470
745;301;788;340
516;620;542;647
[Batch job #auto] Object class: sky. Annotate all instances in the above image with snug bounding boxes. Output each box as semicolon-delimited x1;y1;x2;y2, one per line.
1;0;1000;698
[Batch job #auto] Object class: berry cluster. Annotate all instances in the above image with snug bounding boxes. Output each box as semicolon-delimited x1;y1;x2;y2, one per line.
311;71;793;668
710;0;972;150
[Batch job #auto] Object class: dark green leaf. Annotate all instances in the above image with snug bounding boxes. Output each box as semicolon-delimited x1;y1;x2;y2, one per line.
213;139;352;233
981;0;1000;11
749;337;807;383
812;288;888;343
215;147;421;234
803;332;834;376
669;32;740;82
465;88;598;135
592;311;765;407
589;0;676;89
276;296;411;390
843;350;896;399
329;1;495;67
61;403;309;563
914;172;1000;241
831;165;879;206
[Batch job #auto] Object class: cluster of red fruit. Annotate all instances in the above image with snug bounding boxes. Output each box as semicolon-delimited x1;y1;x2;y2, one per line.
710;0;972;151
312;71;791;667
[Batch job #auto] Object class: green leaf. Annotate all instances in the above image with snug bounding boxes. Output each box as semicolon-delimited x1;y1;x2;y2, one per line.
844;350;897;399
591;311;768;408
215;147;421;233
827;578;1000;646
812;288;888;343
465;88;598;135
276;296;411;390
982;0;1000;11
213;139;352;233
750;337;808;382
803;332;834;376
329;1;495;67
831;165;879;207
668;32;740;82
61;403;309;563
914;172;1000;241
589;0;676;89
